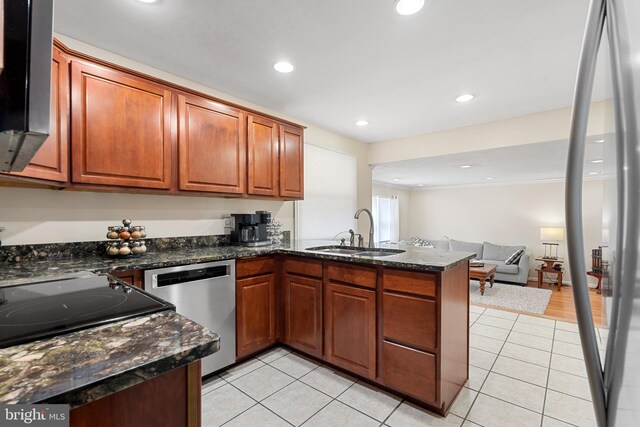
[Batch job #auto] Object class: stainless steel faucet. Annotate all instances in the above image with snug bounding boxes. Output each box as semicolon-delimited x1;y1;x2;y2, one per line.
348;229;355;247
354;208;375;248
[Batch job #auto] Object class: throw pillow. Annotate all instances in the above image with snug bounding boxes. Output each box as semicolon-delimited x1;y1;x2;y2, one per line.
505;249;525;265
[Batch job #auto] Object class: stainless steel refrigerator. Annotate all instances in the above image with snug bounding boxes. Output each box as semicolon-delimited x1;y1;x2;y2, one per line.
566;0;640;426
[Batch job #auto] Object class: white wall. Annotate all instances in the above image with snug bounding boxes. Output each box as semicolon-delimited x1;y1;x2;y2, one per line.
0;35;371;246
408;180;604;284
0;187;294;245
372;182;412;241
368;101;613;165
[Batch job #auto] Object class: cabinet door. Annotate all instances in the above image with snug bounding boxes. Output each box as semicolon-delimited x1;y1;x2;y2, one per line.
236;274;276;358
324;282;376;379
247;115;278;196
178;94;245;194
284;274;323;358
70;61;173;189
7;48;68;182
278;124;304;198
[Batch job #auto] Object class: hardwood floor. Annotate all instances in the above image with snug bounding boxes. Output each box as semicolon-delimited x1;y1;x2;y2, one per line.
473;280;606;327
528;280;606;326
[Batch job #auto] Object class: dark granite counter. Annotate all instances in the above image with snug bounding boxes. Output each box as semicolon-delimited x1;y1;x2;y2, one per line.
0;240;475;286
0;310;219;407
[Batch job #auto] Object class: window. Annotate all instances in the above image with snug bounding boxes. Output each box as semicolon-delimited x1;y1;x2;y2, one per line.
296;145;357;240
372;195;399;243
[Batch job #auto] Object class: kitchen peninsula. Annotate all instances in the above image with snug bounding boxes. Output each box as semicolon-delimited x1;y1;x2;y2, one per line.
0;240;474;417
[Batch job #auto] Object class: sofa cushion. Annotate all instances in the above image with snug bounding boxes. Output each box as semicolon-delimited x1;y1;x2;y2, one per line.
483;241;525;262
479;260;520;275
427;240;450;251
450;239;483;258
505;249;525;265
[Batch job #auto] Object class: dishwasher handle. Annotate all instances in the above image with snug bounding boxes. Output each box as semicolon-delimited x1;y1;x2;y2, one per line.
152;264;231;288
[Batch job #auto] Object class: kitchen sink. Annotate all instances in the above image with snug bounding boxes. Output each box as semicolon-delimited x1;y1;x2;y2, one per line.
353;250;403;257
305;246;364;254
305;246;405;257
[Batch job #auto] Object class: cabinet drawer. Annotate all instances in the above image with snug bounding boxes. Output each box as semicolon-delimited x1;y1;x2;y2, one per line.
284;257;323;278
236;257;275;279
383;269;436;297
382;341;437;404
383;292;437;351
327;262;376;289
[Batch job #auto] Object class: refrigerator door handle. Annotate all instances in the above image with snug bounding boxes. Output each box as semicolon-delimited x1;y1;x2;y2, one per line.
603;0;640;424
565;0;607;425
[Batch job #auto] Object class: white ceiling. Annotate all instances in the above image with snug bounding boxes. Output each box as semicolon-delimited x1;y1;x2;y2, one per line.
53;0;602;143
372;135;609;188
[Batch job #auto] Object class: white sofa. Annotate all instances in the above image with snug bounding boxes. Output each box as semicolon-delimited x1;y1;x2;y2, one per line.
406;238;530;286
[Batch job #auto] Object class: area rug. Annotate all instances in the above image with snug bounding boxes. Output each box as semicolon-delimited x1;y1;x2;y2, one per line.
470;280;553;314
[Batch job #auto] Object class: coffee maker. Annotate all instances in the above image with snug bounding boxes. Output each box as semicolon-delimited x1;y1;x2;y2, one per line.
229;211;272;246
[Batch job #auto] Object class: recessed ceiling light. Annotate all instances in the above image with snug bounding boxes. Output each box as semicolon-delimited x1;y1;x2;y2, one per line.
393;178;400;181
273;61;294;73
137;0;158;3
394;0;425;15
455;93;475;103
418;184;424;187
459;165;472;169
595;139;604;143
590;159;604;163
355;120;369;127
486;177;495;180
588;171;600;175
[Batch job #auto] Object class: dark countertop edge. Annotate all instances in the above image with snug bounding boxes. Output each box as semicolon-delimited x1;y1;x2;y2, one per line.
33;334;220;408
278;249;477;272
95;248;476;275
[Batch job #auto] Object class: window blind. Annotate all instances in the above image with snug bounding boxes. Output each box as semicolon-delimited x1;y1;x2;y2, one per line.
296;144;357;240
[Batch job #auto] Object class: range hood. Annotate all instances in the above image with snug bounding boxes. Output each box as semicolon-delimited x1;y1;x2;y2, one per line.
0;0;54;173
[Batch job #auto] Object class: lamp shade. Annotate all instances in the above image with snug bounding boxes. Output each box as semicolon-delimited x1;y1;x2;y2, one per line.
540;227;565;241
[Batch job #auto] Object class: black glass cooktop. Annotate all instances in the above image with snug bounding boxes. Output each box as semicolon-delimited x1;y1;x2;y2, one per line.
0;275;174;348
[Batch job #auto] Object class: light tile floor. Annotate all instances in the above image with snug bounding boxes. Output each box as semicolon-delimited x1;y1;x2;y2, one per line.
202;305;607;427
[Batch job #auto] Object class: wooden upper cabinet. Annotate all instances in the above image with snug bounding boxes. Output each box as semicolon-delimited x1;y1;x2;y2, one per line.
247;115;279;196
279;124;304;199
70;61;173;189
7;48;68;182
178;94;245;194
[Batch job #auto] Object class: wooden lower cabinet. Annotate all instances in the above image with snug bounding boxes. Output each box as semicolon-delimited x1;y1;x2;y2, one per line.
324;282;376;379
381;341;437;404
110;269;143;289
70;362;201;427
236;273;276;358
284;273;323;358
382;292;436;351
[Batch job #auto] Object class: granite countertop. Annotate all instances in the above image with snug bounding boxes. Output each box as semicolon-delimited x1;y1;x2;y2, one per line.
0;240;475;286
0;310;220;407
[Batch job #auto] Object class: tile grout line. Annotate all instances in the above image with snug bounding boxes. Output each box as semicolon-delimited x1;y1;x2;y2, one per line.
297;393;336;426
539;321;556;427
327;380;391;425
224;379;296;426
464;310;521;424
379;398;403;426
471;330;553;354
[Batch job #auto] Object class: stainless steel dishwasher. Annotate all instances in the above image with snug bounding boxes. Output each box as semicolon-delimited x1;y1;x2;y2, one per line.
144;260;235;376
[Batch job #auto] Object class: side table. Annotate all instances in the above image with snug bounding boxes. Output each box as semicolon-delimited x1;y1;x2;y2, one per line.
537;265;564;291
587;271;604;294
